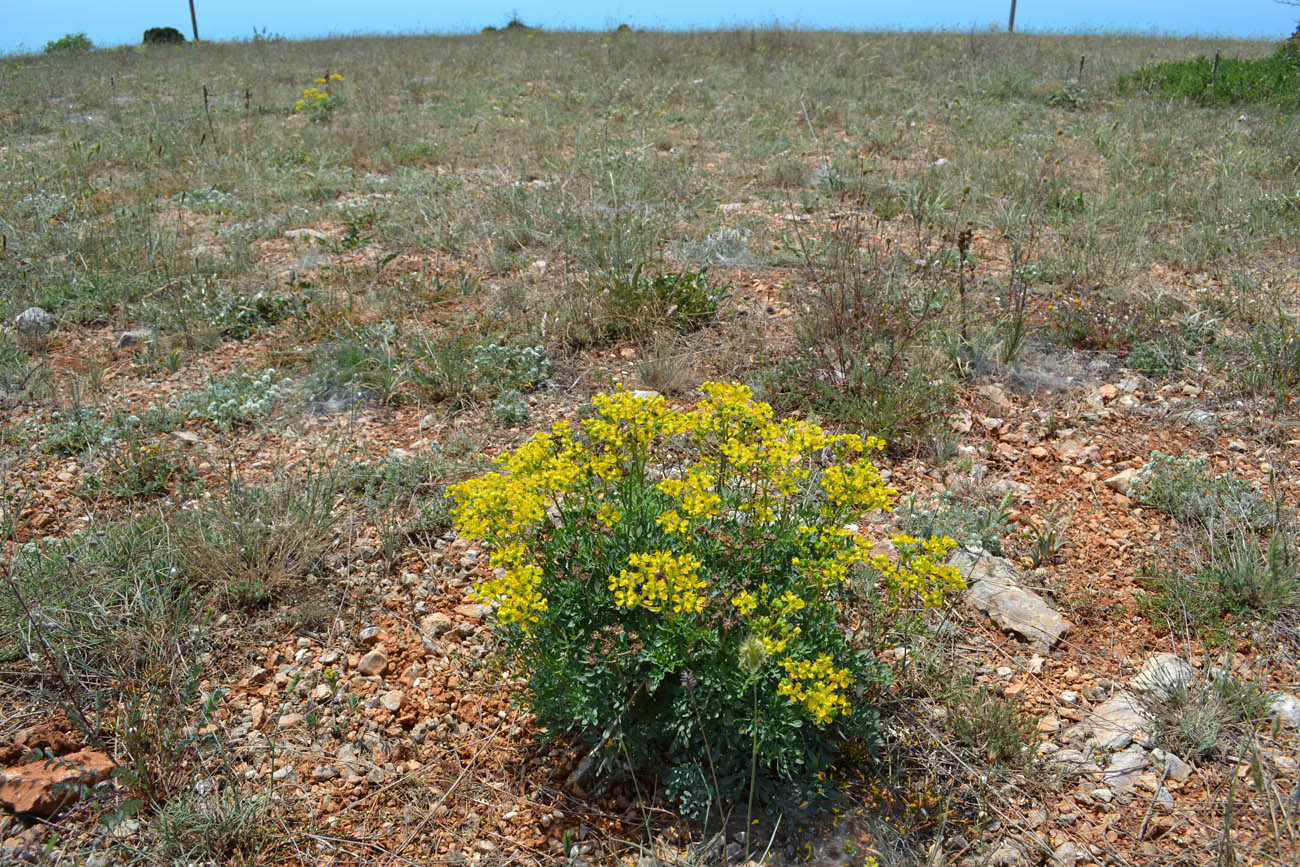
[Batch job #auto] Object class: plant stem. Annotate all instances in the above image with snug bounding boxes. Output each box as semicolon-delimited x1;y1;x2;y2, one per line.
686;684;728;864
745;681;758;864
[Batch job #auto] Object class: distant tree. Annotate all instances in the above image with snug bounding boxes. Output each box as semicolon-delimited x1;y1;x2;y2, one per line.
143;26;186;45
44;32;93;53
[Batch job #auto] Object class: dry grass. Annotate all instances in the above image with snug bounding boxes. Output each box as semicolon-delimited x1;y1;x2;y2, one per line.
2;24;1299;866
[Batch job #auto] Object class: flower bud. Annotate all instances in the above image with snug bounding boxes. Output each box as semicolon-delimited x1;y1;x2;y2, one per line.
738;636;767;676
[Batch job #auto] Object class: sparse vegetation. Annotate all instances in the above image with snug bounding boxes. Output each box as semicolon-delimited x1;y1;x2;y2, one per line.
1119;41;1300;106
1143;525;1300;643
175;476;338;608
1137;667;1271;760
1131;452;1275;530
897;491;1015;556
2;23;1299;867
181;367;289;430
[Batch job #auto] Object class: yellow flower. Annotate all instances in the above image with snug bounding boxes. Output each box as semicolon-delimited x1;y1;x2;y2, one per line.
656;510;688;534
777;654;852;724
820;458;897;513
731;590;758;616
471;543;548;628
872;533;964;608
607;551;706;615
596;502;622;528
657;467;721;522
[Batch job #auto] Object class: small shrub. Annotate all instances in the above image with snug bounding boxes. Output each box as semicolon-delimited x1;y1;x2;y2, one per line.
42;405;106;455
1136;669;1270;760
177;478;337;608
308;332;406;406
407;334;551;407
87;435;188;502
285;597;334;633
471;342;552;392
491;389;531;425
602;265;727;340
559;266;726;348
1127;340;1184;375
181;368;288;430
1142;530;1299;637
142;27;185;45
1130;452;1274;529
677;226;753;266
1197;533;1299;619
773;220;954;451
769;158;811;189
1125;309;1218;376
147;285;306;346
897;491;1014;556
1118;48;1300;107
106;406;185;437
1225;315;1300;402
449;384;963;818
406;331;474;405
3;518;215;808
294;73;345;122
151;785;273;863
944;677;1033;765
1044;83;1086;110
3;517;168;665
0;334;28;376
44;32;93;53
636;344;696;395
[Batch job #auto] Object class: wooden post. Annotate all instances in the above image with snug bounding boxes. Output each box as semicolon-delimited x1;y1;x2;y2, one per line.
1008;0;1017;33
189;0;200;42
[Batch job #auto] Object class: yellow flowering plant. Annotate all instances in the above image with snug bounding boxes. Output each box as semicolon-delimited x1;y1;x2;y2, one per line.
449;383;962;818
293;72;344;122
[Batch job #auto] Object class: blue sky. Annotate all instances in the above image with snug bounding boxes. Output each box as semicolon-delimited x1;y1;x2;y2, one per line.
7;1;1298;54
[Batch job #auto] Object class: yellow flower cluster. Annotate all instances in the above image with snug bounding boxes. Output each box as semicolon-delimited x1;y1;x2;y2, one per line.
470;543;548;625
608;551;706;614
295;87;327;111
777;654;853;724
821;456;896;512
449;421;585;543
730;583;805;657
872;534;965;608
583;388;694;455
294;74;344;114
792;525;876;589
448;382;962;727
656;467;722;533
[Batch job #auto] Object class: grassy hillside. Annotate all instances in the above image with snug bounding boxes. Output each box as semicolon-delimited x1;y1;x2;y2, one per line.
1;28;1299;866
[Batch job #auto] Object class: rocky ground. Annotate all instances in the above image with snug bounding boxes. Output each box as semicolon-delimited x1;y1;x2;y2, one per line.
2;30;1299;861
2;294;1298;865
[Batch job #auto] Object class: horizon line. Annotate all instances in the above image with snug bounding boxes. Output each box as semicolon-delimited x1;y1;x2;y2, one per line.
6;22;1290;57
